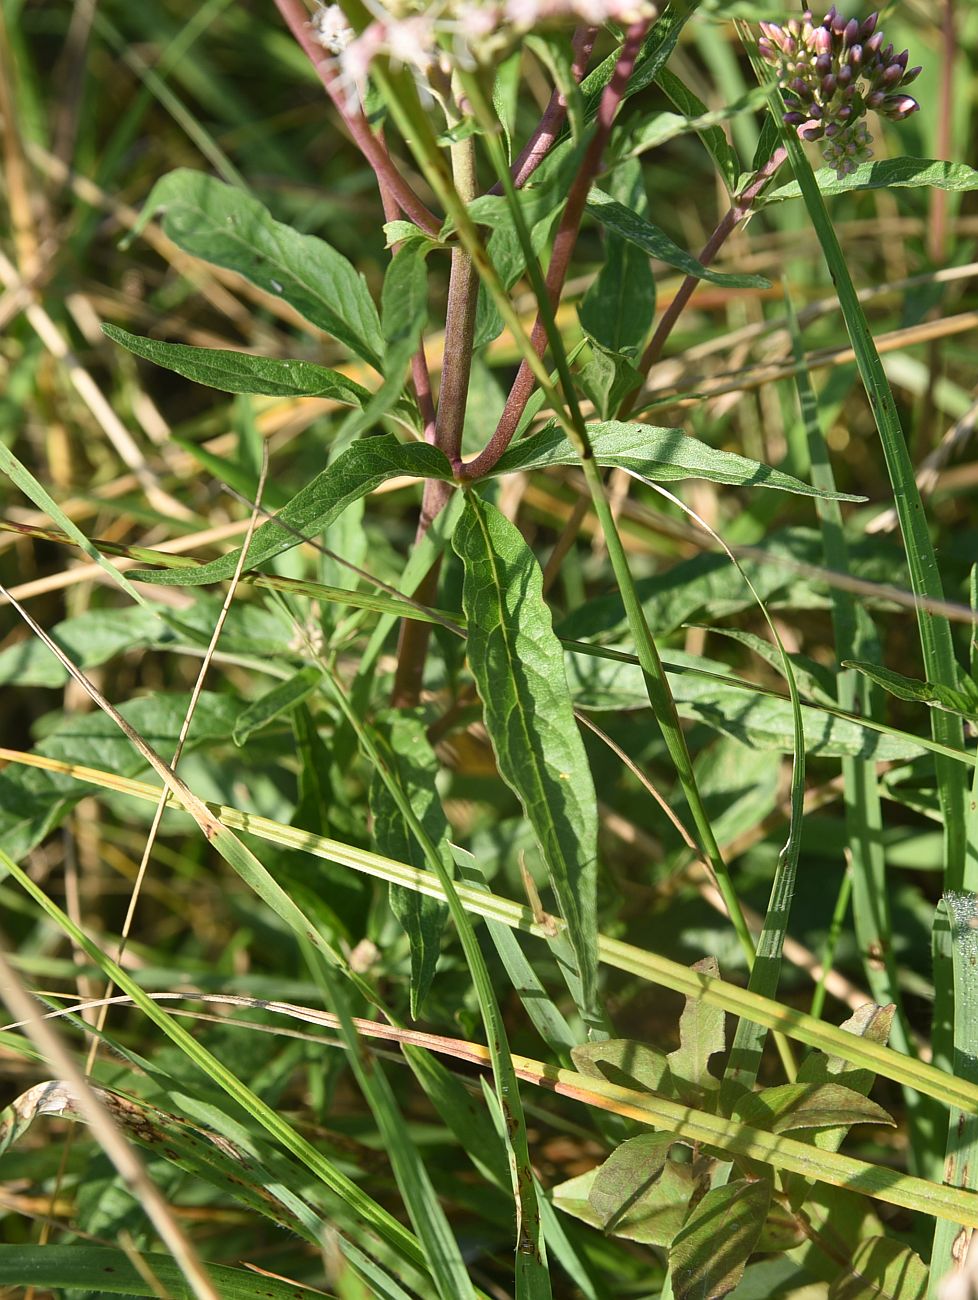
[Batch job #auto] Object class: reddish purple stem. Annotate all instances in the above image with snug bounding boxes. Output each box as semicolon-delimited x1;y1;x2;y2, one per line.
462;20;651;479
624;146;789;413
489;26;598;196
275;0;441;237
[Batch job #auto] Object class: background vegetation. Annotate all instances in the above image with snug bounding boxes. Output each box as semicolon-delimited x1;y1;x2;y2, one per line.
1;1;978;1297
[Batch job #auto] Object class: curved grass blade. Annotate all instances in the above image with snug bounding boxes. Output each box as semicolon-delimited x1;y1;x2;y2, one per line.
742;30;968;888
370;712;452;1018
321;678;553;1300
454;492;599;1022
0;1245;330;1300
6;752;978;1119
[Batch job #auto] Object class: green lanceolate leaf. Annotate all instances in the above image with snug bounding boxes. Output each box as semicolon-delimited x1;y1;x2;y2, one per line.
553;1146;696;1246
765;157;978;204
0;605;162;687
232;666;322;747
0;691;241;862
128;434;453;587
128;168;386;370
845;659;978;720
579;157;655;381
733;1082;895;1136
668;956;726;1102
490;421;863;500
454;493;600;1019
585;188;770;288
669;1178;772;1300
571;1039;673;1094
565;651;928;762
587;1132;678;1233
103;324;372;403
0;1245;328;1300
370;712;452;1017
653;66;743;189
827;1237;928;1300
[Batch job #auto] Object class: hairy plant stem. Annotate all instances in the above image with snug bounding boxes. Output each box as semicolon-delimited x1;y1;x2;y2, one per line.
487;24;597;196
274;0;440;237
392;128;479;707
621;145;788;416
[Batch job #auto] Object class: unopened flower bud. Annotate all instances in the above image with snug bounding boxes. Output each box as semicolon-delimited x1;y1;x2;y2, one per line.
860;12;878;39
882;93;919;119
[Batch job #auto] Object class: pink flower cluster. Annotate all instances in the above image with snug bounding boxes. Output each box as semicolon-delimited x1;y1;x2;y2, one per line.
759;8;921;177
312;0;656;98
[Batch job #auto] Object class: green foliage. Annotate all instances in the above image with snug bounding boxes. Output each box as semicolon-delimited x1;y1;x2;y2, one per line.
2;3;976;1296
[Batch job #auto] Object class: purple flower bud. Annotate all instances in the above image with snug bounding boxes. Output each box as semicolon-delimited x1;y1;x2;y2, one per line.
790;76;813;100
866;31;884;54
847;44;863;69
798;120;825;141
838;64;853;86
824;121;841;136
901;65;922;86
894;49;909;69
882;93;919;119
860;12;878;40
880;42;893;63
814;26;832;55
836;103;853;119
881;62;904;85
758;38;776;63
843;18;859;45
821;73;838;96
866;88;885;108
808;101;824;119
783;111;807;126
823;5;838;24
815;52;832;75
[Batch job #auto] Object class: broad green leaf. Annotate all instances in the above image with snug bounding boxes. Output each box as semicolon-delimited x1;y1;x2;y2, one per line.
0;605;161;687
454;493;599;1018
232;666;322;746
128;169;386;370
565;651;928;761
733;1082;894;1135
103;324;372;403
765;157;978;204
571;1040;673;1095
827;1237;928;1300
586;188;770;288
370;712;452;1017
0;1245;328;1300
668;956;725;1102
669;1178;772;1300
128;434;453;587
553;1154;696;1246
579;156;655;363
587;1132;676;1231
0;691;240;861
490;421;863;501
845;659;978;720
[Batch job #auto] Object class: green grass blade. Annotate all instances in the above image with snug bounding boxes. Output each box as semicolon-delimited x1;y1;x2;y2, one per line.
0;1245;329;1300
743;37;968;887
